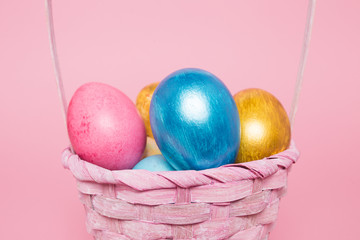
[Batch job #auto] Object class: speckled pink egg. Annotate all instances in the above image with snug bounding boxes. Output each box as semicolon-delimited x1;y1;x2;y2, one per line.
67;82;146;170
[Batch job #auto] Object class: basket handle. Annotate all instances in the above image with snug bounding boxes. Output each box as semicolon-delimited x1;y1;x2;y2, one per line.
289;0;316;127
46;0;316;136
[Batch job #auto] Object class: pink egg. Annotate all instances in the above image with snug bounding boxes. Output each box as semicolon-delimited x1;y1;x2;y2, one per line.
67;82;146;170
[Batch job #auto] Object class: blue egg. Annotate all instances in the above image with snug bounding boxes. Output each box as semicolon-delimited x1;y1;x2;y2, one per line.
133;154;175;171
150;68;240;170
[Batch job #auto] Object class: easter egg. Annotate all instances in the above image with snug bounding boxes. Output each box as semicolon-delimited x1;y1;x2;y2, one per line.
133;154;175;171
141;137;162;159
150;68;240;170
136;82;159;138
233;88;291;163
67;82;146;170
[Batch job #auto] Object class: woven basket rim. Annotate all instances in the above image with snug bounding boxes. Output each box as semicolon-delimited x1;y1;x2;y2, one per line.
62;140;299;191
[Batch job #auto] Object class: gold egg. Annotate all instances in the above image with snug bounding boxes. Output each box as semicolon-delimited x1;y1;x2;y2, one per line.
141;137;162;159
234;88;291;163
136;82;159;138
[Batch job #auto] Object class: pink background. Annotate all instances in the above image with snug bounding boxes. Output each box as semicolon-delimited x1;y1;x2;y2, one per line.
1;0;359;239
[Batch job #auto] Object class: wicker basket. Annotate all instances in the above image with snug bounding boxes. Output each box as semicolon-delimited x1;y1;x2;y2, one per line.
62;141;299;240
46;0;315;238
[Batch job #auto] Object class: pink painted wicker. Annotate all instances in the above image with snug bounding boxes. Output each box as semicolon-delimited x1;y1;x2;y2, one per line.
62;141;299;240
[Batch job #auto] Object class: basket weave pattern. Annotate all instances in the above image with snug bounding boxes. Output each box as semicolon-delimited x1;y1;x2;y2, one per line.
62;142;299;240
